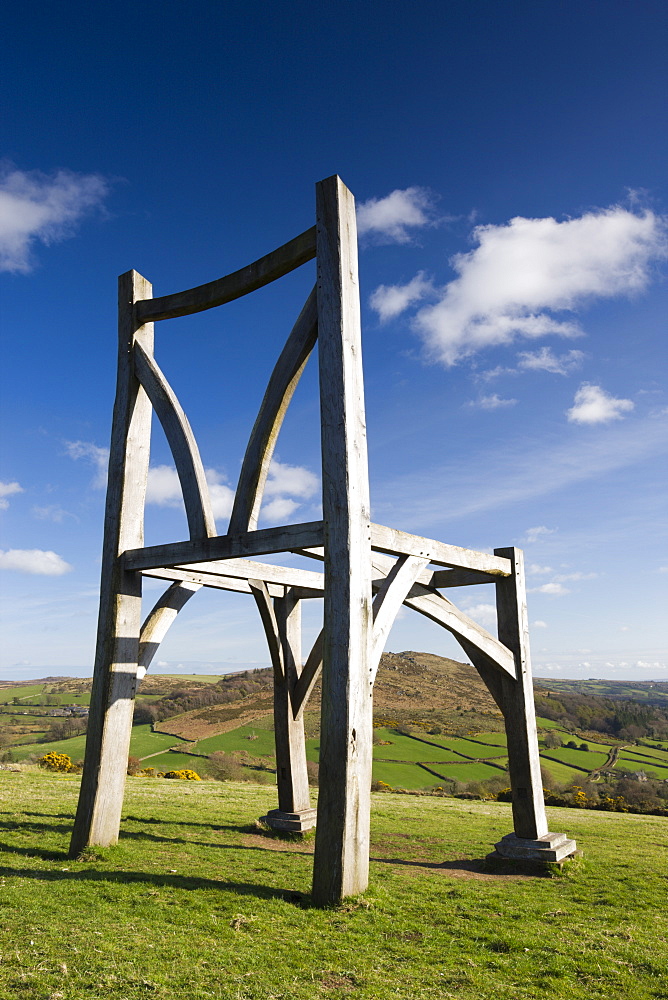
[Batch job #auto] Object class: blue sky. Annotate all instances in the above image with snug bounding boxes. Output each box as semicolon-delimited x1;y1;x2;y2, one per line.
1;1;666;681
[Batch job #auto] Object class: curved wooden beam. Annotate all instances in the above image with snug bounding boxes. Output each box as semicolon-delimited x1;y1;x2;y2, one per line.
403;585;516;679
134;342;216;540
228;286;318;534
249;579;284;682
291;628;323;720
135;227;317;323
137;581;201;676
370;555;430;682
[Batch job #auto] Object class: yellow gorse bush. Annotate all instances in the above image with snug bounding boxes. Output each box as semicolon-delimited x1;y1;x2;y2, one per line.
38;752;74;772
163;769;201;780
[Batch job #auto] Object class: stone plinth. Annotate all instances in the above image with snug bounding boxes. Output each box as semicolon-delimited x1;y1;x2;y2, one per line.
261;808;317;833
492;831;577;864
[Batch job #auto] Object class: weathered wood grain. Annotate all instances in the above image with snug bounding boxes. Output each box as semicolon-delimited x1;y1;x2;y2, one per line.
249;580;284;681
135;227;316;323
370;523;512;575
137;581;201;674
370;555;430;681
124;520;325;571
70;270;154;857
493;547;548;840
311;176;373;906
228;287;317;534
273;593;312;813
141;566;285;597
133;342;216;539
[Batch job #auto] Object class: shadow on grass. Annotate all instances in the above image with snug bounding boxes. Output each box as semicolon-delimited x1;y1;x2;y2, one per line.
0;864;302;901
370;855;552;878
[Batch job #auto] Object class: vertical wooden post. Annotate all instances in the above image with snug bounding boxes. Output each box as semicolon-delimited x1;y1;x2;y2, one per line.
263;592;316;832
494;547;548;841
70;270;153;857
312;175;373;905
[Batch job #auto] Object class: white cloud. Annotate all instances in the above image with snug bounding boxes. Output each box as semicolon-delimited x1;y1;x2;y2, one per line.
517;347;585;375
658;566;668;574
145;465;235;521
552;571;598;582
467;393;517;410
567;383;634;425
463;603;497;627
0;164;109;273
204;469;235;520
260;497;301;522
0;481;23;510
412;205;666;366
369;272;434;322
145;465;182;506
264;460;318;499
533;620;548;628
528;564;553;575
357;186;436;244
65;440;109;488
523;526;557;544
0;548;73;575
530;582;570;595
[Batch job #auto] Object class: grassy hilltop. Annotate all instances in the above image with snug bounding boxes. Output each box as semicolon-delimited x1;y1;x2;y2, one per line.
0;771;666;999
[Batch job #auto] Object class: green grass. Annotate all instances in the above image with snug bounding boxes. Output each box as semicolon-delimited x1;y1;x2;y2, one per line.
10;724;188;763
372;761;443;790
0;771;666;999
11;733;89;762
542;747;609;770
539;759;590;786
614;753;668;779
194;725;277;757
0;684;46;704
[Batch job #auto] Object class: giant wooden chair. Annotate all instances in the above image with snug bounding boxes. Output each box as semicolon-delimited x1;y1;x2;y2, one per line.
69;176;575;905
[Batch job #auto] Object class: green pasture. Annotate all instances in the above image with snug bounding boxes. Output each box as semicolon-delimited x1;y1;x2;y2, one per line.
0;684;46;704
542;746;609;770
534;715;564;729
10;724;187;764
2;772;665;999
137;751;209;773
628;744;668;763
372;761;442;790
614;752;668;779
194;725;276;757
372;730;462;763
423;760;509;782
10;733;89;762
539;759;589;786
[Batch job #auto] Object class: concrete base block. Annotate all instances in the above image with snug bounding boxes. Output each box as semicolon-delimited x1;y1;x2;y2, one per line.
493;831;577;863
261;808;317;833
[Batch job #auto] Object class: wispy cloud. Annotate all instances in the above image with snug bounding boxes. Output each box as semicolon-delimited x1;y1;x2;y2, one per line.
374;413;667;533
466;393;517;411
523;527;557;544
369;272;434;322
357;186;437;244
517;347;585;375
376;204;665;365
529;582;570;595
567;383;634;424
65;440;109;488
0;481;23;510
0;164;109;273
32;504;76;523
0;548;73;575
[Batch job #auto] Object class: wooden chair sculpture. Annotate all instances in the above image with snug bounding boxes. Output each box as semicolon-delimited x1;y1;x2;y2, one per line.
69;175;576;905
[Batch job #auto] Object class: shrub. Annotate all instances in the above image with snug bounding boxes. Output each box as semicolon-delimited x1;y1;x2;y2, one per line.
127;755;142;776
206;751;245;782
163;769;201;780
38;751;74;772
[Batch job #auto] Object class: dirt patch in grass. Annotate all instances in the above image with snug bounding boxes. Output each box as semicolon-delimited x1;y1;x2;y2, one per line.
242;832;316;853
